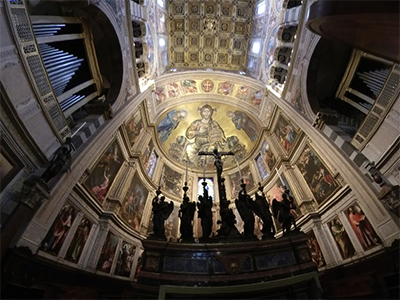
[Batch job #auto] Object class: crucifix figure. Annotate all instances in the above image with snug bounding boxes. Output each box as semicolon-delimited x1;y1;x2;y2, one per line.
198;145;234;182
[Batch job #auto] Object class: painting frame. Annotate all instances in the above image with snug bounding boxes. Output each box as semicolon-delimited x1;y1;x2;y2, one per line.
122;108;144;152
0;140;24;192
296;143;340;204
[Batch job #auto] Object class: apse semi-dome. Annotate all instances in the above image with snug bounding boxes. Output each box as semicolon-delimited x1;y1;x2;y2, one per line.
156;101;262;172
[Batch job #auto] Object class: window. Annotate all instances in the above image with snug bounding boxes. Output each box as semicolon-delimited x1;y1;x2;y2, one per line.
197;178;215;202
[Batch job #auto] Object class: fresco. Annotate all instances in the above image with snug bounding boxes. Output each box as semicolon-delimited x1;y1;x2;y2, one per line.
114;241;136;277
155;86;166;105
65;216;92;263
201;79;214;93
235;85;250;100
261;140;277;171
41;203;77;256
274;114;297;152
120;173;149;231
250;90;263;106
160;164;184;196
125;110;144;148
157;102;260;171
307;231;326;268
229;165;255;198
166;82;180;98
84;140;124;203
96;231;119;273
296;145;339;203
181;79;198;94
345;203;381;250
217;81;234;95
329;217;355;260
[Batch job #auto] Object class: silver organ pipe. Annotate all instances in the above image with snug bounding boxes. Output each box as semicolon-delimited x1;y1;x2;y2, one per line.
357;68;390;98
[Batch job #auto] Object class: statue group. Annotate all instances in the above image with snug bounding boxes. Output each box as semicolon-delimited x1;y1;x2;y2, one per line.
149;147;299;242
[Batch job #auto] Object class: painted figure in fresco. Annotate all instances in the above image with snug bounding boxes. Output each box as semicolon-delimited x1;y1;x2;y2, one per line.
226;110;258;142
330;219;355;259
151;194;174;239
42;204;75;255
252;183;275;239
66;218;91;263
157;109;188;144
347;206;380;249
185;104;227;165
235;182;256;239
126;114;143;146
41;137;73;183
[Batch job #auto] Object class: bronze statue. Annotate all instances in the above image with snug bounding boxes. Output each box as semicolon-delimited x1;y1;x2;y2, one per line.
235;181;256;239
197;180;213;241
252;183;275;239
178;185;196;242
151;189;174;239
41;137;73;183
272;188;297;236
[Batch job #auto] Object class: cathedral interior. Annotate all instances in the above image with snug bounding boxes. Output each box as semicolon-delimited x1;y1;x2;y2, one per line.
0;0;399;299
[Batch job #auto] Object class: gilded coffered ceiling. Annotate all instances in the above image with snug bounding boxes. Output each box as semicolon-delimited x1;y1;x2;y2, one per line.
167;0;255;71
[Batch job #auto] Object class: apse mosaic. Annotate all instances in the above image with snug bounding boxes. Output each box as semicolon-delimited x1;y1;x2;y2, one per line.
296;145;339;204
41;203;77;256
84;140;124;204
65;216;92;263
345;203;381;251
119;173;149;232
329;217;355;260
157;102;261;172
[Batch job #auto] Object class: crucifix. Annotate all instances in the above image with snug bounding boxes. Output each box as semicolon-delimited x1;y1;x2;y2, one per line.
198;145;234;182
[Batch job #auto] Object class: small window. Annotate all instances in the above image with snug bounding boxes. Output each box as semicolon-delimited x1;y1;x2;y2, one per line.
257;2;266;15
197;178;215;202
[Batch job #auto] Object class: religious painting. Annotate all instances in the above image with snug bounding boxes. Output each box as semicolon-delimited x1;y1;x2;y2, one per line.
229;165;255;198
125;110;144;148
226;110;258;142
114;241;136;277
345;203;381;250
307;231;326;268
250;90;263;106
155;86;166;105
235;85;250;100
0;140;23;192
296;144;339;204
274;114;297;152
201;79;214;93
166;82;180;98
145;150;158;178
142;139;154;164
160;164;183;196
217;81;234;95
165;201;180;242
41;203;77;256
133;249;144;282
256;153;269;181
329;217;355;260
65;216;92;263
181;79;198;94
96;231;119;273
120;173;149;231
261;141;277;171
84;140;124;203
157;109;187;145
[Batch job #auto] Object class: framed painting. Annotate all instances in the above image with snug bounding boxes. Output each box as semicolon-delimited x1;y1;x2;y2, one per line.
65;216;92;263
119;173;149;231
345;203;381;250
160;164;183;196
261;140;277;171
229;165;255;198
124;109;144;148
0;140;23;192
296;144;339;204
114;241;136;277
83;139;124;203
96;231;119;273
274;114;297;152
328;217;355;259
41;203;77;256
307;231;326;268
